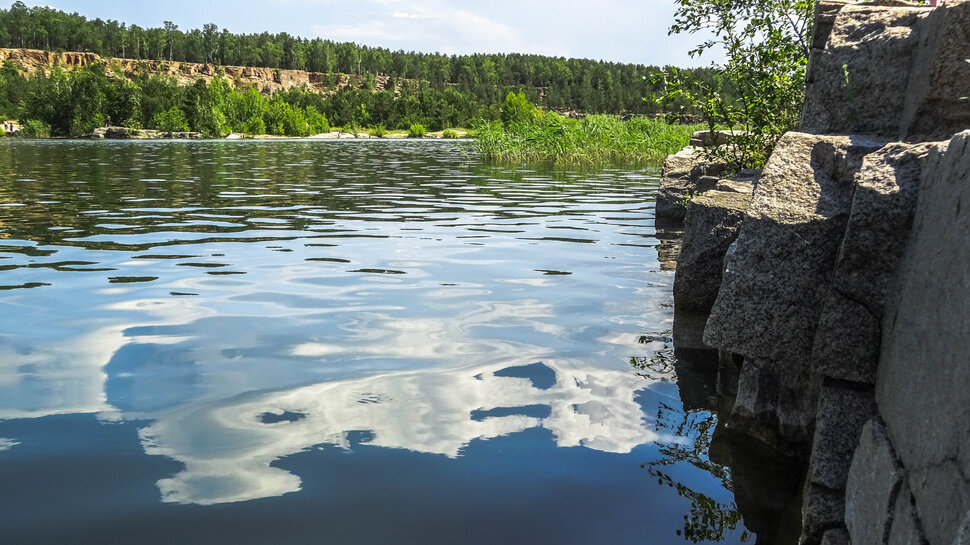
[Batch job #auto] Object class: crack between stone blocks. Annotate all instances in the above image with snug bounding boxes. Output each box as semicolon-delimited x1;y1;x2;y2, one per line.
880;422;967;543
821;375;875;393
830;285;882;323
814;521;845;542
877;415;906;544
811;482;846;495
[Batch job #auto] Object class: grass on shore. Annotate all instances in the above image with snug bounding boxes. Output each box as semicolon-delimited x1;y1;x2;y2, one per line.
476;113;702;166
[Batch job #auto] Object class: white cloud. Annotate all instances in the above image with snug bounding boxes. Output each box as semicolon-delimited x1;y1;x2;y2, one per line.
311;0;571;58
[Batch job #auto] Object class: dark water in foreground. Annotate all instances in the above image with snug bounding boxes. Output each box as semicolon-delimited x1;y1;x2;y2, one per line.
0;140;748;544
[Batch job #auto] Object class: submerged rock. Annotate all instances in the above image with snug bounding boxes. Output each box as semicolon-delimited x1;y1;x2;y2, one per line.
653;219;683;272
708;427;804;545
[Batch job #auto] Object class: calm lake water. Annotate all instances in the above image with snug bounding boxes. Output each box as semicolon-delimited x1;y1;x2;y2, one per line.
0;140;748;544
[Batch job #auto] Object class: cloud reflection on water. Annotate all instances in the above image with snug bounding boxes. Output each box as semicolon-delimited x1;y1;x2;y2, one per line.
0;287;666;507
0;141;671;512
140;359;660;505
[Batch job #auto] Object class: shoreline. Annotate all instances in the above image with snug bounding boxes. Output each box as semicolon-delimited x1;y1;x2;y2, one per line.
1;127;474;141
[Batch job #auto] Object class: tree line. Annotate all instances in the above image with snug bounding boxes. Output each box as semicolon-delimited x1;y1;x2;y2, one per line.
0;60;511;137
0;1;730;116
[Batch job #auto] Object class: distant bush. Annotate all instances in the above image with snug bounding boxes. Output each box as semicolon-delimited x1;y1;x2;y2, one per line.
371;124;386;138
19;119;50;138
305;106;329;134
243;116;266;135
152;107;190;133
501;92;540;126
408;123;427;138
442;129;459;139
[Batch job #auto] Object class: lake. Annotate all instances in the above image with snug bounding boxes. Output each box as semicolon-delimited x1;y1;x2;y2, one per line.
0;139;748;544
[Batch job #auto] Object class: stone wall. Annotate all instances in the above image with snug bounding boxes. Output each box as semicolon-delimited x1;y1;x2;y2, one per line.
661;1;970;543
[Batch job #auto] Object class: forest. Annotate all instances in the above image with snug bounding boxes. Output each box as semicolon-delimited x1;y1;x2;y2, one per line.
0;1;729;117
0;59;509;137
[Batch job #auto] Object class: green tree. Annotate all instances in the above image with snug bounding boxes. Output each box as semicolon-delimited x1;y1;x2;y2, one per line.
657;0;814;168
305;106;329;134
0;60;27;117
152;106;189;133
501;91;539;126
0;1;730;117
407;123;426;137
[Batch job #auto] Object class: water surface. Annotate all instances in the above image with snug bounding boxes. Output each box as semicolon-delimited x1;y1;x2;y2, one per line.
0;140;746;544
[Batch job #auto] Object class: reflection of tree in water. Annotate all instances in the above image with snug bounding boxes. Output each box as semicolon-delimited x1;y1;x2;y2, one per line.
630;335;675;382
631;348;752;543
646;406;750;543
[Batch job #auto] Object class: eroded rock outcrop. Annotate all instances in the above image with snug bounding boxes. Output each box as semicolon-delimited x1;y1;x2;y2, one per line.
0;48;397;96
800;5;928;137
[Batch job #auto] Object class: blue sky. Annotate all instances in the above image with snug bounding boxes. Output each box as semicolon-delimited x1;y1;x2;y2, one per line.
24;0;717;67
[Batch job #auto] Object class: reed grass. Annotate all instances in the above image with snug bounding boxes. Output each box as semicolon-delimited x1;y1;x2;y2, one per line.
476;113;702;167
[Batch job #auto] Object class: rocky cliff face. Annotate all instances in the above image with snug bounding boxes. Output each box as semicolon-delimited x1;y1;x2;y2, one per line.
0;48;395;96
662;1;970;543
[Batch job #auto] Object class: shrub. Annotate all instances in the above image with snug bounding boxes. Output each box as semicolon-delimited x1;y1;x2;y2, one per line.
152;106;190;133
654;0;813;169
477;96;700;166
243;116;266;135
371;124;387;138
305;106;329;134
408;123;427;138
19;119;51;138
501;91;540;126
281;105;309;137
442;129;459;139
